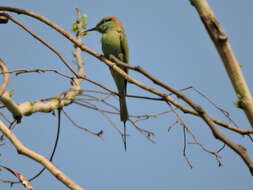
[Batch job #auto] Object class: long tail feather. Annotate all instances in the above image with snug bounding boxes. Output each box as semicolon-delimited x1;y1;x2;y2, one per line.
119;95;128;151
119;95;128;122
123;121;127;151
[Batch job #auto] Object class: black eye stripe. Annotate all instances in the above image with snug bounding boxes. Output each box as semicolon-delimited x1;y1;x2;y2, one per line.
102;18;112;24
98;18;113;26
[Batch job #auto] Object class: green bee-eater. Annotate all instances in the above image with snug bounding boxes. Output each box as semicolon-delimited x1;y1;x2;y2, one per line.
86;17;129;150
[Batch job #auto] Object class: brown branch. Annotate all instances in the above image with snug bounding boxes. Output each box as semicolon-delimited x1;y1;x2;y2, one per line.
0;121;84;190
62;108;103;137
189;0;253;128
182;127;193;168
75;96;158;143
74;100;120;116
200;111;253;175
0;68;73;79
128;120;155;143
4;13;81;78
85;77;116;95
0;164;33;190
166;102;222;167
0;11;8;23
190;86;238;127
110;56;253;135
78;92;173;121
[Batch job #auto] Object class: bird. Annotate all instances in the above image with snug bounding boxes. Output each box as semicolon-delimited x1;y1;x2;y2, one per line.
86;17;129;150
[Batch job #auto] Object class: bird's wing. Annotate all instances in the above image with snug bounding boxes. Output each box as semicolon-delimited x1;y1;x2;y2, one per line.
119;31;129;74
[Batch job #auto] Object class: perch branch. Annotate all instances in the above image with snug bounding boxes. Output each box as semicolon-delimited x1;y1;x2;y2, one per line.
110;56;253;135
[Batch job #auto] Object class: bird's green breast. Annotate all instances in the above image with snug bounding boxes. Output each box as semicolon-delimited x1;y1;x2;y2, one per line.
100;30;128;93
101;31;122;59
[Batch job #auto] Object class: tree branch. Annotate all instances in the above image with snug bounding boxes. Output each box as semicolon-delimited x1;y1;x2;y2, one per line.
0;59;9;96
0;120;84;190
189;0;253;128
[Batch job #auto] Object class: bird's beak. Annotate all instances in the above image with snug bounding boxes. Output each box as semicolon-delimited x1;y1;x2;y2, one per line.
85;27;97;32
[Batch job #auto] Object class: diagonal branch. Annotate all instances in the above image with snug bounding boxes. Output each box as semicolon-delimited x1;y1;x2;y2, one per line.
189;0;253;128
0;120;84;190
110;56;253;135
4;13;80;78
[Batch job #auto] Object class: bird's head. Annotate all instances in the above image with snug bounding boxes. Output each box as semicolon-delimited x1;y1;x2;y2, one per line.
86;17;124;34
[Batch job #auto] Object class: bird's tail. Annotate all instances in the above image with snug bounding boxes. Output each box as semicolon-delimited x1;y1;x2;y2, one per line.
119;95;128;151
123;121;127;151
119;94;128;122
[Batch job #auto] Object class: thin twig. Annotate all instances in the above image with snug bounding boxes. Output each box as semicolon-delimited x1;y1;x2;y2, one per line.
0;68;73;79
74;100;120;116
62;108;103;137
166;102;222;166
6;14;80;78
191;86;238;127
182;127;193;168
129;120;155;143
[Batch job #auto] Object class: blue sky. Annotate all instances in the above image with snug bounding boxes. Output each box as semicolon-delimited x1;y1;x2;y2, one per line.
1;0;253;190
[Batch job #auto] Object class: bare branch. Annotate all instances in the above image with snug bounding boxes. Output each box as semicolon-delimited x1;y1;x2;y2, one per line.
189;0;253;128
0;120;84;190
4;13;81;78
62;108;103;137
0;164;33;190
0;59;9;97
0;68;73;79
110;56;253;135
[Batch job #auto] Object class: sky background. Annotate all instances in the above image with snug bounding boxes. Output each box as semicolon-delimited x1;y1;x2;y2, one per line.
1;0;253;190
